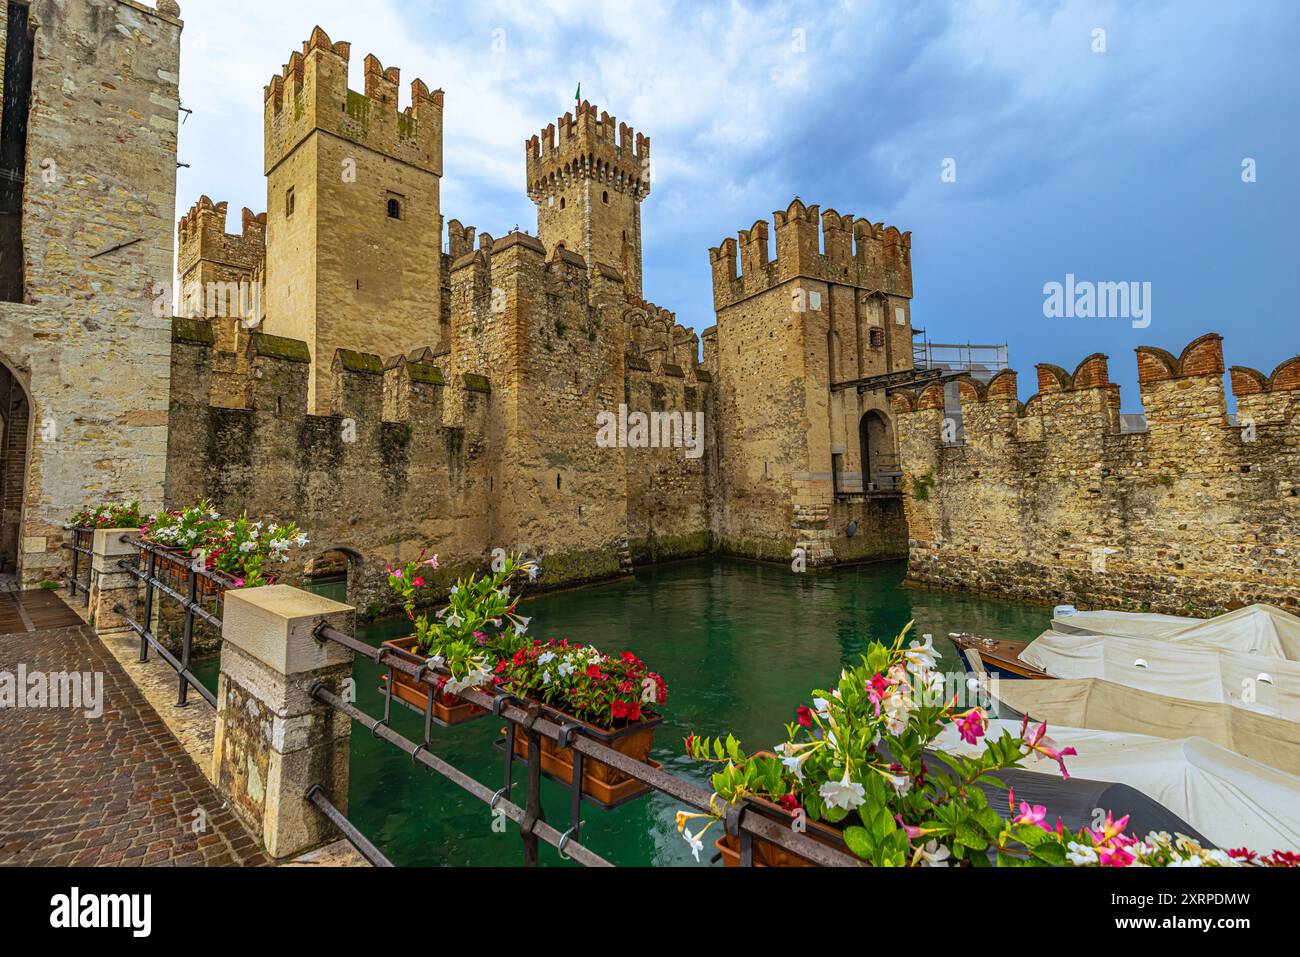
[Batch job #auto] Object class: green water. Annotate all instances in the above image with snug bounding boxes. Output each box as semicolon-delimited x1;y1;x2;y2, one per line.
197;559;1050;866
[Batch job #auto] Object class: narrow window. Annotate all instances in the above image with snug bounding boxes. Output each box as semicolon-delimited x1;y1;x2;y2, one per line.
602;190;609;204
1;2;35;302
559;197;566;210
556;473;562;491
285;187;295;218
387;198;402;220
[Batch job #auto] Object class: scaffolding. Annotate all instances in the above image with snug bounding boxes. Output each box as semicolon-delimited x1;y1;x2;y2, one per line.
912;331;1009;384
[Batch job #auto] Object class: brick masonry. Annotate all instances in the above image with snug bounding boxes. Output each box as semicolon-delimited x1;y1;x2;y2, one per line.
0;623;267;866
894;333;1300;616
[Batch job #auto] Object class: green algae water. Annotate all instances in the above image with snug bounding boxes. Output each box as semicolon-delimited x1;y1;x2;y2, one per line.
202;559;1050;866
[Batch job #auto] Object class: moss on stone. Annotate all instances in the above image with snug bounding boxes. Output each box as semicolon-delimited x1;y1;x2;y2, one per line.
463;373;491;393
172;315;214;345
250;332;311;364
629;529;713;563
408;364;445;385
335;349;384;374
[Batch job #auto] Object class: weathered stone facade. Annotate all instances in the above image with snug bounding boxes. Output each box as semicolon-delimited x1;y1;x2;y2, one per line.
705;199;914;567
894;334;1300;616
0;0;181;586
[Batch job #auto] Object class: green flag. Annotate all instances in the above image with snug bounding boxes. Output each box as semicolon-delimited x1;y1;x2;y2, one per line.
575;82;581;107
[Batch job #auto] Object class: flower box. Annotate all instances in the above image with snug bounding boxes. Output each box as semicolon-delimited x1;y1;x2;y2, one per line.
507;699;662;806
380;636;488;726
712;752;852;867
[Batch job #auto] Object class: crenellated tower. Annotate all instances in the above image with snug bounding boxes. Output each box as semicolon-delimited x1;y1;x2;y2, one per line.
525;101;650;297
262;26;445;412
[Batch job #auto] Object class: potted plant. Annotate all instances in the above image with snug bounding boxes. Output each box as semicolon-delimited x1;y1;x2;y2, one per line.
677;623;1298;868
379;552;535;725
495;639;668;805
66;501;147;550
204;513;307;593
139;501;225;587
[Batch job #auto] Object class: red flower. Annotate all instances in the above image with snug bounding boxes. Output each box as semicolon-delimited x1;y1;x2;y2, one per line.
796;705;813;728
1228;847;1256;864
585;664;605;680
778;792;802;814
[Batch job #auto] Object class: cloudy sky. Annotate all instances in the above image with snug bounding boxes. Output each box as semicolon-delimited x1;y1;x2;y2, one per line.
173;0;1299;409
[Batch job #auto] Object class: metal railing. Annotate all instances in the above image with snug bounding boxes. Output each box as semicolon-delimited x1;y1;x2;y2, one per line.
312;622;862;868
62;528;94;603
112;538;230;709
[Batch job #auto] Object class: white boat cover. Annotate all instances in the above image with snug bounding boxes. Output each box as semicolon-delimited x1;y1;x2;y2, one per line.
992;677;1300;778
1018;632;1300;721
1050;604;1300;661
936;719;1300;852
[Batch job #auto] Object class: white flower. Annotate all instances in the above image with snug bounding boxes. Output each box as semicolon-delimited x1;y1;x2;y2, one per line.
446;613;463;628
527;564;540;581
542;670;552;685
682;827;705;862
517;616;531;635
905;634;940;676
1066;842;1098;866
881;770;911;796
537;651;556;666
558;662;575;677
919;840;951;867
239;540;255;553
449;585;459;595
296;533;309;547
818;768;866;811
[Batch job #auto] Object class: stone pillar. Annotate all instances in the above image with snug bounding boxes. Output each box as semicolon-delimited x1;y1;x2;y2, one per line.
88;528;141;635
213;585;355;860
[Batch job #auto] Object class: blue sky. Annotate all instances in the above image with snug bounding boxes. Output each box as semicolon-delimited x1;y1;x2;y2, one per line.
174;0;1300;410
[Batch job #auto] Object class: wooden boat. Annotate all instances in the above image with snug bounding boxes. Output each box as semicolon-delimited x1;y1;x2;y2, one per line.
948;632;1050;680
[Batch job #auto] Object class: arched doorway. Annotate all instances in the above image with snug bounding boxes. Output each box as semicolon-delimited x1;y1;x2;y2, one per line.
0;361;30;580
858;409;898;492
304;548;355;603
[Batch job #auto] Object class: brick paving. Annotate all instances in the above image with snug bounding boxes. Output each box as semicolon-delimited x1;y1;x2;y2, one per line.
0;622;268;866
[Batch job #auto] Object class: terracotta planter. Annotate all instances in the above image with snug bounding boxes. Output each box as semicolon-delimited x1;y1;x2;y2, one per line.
713;752;855;867
380;636;488;726
507;700;661;805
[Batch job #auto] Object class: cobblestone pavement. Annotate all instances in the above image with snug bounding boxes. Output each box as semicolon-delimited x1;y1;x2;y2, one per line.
0;623;268;866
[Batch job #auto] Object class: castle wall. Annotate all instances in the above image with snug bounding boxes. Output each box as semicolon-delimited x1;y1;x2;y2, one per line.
895;334;1300;616
165;322;490;611
708;199;912;566
0;0;181;586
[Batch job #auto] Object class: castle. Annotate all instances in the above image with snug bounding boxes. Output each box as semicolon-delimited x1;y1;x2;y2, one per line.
3;4;1292;618
163;24;919;606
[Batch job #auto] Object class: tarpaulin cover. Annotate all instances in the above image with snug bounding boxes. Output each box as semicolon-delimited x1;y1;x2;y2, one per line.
1018;632;1300;720
938;719;1300;852
1051;604;1300;661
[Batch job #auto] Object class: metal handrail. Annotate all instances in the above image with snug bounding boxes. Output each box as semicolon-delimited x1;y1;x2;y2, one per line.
313;622;861;868
113;601;217;708
305;785;394;867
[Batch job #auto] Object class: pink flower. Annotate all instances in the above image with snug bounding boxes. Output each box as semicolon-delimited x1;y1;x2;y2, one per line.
955;708;988;745
1020;717;1077;779
1089;811;1131;847
234;578;245;588
413;577;425;588
425;555;439;569
1014;801;1049;830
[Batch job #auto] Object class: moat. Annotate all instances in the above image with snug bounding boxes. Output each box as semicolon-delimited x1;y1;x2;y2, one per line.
198;558;1050;866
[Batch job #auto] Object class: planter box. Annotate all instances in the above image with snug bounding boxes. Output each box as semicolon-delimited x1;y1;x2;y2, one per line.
507;700;661;806
380;636;488;726
714;752;855;867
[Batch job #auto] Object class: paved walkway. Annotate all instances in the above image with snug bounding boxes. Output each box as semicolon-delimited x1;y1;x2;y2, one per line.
0;618;268;866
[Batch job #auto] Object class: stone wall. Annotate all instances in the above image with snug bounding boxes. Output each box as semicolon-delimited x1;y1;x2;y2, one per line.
0;0;181;586
707;198;913;567
894;334;1300;616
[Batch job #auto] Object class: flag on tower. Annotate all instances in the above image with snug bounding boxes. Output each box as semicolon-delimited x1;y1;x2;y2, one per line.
575;82;581;108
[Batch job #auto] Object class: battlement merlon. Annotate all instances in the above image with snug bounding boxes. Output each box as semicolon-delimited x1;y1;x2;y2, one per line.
525;101;651;201
263;25;443;177
177;195;266;273
709;198;913;311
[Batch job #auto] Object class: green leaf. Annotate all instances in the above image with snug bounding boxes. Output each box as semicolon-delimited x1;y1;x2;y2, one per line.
843;826;872;860
1031;841;1067;866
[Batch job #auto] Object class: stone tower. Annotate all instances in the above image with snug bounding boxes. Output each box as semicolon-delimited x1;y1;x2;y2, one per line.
526;101;650;296
263;26;443;412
